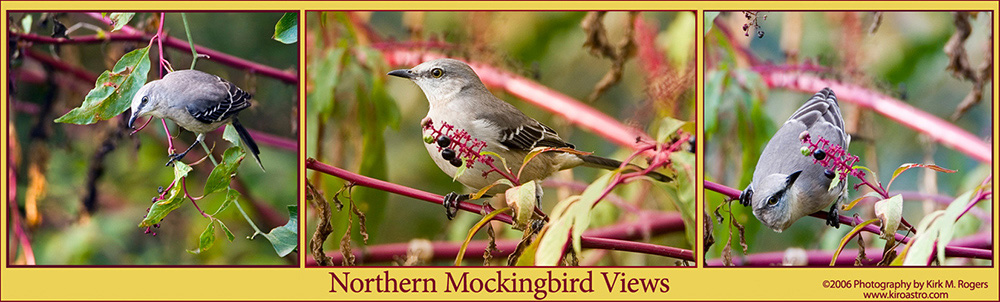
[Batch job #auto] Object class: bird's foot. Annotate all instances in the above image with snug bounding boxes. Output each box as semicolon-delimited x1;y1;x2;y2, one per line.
443;192;469;220
826;203;841;228
165;152;188;167
738;188;753;207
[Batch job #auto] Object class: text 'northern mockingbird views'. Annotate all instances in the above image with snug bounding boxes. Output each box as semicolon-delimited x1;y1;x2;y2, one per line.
128;69;264;171
389;58;669;218
739;88;849;232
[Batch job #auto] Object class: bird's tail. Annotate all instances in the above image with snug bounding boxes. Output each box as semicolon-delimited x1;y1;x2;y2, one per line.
232;117;265;171
578;154;671;182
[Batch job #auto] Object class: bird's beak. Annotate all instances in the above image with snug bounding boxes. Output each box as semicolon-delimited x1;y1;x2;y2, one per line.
128;113;138;129
785;170;802;188
387;69;414;79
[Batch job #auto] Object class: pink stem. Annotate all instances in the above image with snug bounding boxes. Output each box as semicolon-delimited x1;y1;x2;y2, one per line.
708;231;994;266
311;212;687;265
757;71;991;163
377;48;653;153
7;153;36;265
156;12;166;77
306;158;692;261
705;180;992;260
160;119;174;154
80;13;297;84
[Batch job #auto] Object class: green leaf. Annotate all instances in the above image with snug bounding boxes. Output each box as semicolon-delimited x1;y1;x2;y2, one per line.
454;207;511;266
842;191;883;211
108;12;135;32
903;211;945;265
188;220;217;254
272;12;298;44
535;196;580;266
886;163;957;191
308;48;345;116
453;159;468;181
852;165;878;183
55;46;150;124
874;194;903;242
222;124;241;149
139;162;192;227
203;147;246;195
260;205;298;257
654;116;688;143
481;151;511;173
535;170;619;266
217;219;236;242
21;14;32;34
704;12;720;33
472;178;514;200
828;171;841;192
829;218;880;266
504;181;537;229
211;188;238;216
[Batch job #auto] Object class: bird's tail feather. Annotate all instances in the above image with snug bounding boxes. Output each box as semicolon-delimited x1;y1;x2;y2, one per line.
232;117;264;171
578;154;671;182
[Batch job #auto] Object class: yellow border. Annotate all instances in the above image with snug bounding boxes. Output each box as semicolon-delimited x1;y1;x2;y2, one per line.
3;1;999;301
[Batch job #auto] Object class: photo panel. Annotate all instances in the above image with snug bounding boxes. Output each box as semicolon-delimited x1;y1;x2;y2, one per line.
6;11;300;265
305;11;697;267
703;11;993;267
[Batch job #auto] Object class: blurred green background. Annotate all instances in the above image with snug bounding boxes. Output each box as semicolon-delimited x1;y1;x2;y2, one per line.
306;11;696;266
7;12;298;265
704;11;992;265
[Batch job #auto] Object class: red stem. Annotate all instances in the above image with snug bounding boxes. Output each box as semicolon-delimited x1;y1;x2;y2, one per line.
710;17;990;164
16;14;299;84
306;158;692;260
376;48;653;153
704;180;992;260
311;212;688;265
7;154;36;265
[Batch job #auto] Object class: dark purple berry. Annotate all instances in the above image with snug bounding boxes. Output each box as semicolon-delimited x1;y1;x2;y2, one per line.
436;135;451;148
824;169;835;179
757;31;765;38
743;23;749;31
813;149;826;160
449;157;463;167
745;32;750;37
441;148;456;161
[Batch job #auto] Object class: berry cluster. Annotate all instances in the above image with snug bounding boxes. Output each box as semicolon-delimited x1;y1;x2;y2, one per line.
742;11;766;38
799;130;862;182
423;120;491;170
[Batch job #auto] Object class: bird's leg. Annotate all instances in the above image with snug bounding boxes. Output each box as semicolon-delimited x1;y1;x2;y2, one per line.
443;192;470;220
166;134;204;167
826;202;841;228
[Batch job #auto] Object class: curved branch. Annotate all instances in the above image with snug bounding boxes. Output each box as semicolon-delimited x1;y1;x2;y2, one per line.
14;15;298;84
755;70;991;163
310;212;689;265
708;232;994;266
375;47;653;152
704;180;992;260
306;158;693;261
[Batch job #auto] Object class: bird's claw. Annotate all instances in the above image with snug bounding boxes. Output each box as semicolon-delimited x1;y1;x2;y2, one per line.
826;203;840;228
443;192;469;220
164;153;185;167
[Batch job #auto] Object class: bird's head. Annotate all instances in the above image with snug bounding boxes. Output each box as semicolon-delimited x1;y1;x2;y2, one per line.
749;170;802;232
387;58;487;107
128;80;165;129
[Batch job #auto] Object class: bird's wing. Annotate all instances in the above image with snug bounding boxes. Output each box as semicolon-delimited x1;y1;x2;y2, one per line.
473;99;574;151
184;76;252;124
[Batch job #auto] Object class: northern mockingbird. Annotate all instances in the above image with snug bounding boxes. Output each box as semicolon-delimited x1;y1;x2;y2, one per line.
739;88;849;232
128;69;264;171
389;58;669;219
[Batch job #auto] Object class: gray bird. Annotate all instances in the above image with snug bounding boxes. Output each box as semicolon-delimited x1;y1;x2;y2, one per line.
739;88;849;232
388;58;669;219
128;69;264;171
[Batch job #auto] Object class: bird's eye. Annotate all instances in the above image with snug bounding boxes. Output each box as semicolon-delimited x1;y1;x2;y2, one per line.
431;68;444;78
767;195;779;205
141;96;148;104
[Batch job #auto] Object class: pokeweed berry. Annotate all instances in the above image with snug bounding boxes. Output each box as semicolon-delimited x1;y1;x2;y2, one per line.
449;157;463;167
813;149;827;161
441;148;456;161
437;135;451;148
